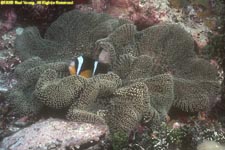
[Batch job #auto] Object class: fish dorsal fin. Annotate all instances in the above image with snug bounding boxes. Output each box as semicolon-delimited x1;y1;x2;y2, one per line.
93;60;99;76
77;56;84;75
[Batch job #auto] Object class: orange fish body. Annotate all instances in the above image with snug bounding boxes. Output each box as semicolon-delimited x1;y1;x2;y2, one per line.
69;55;109;78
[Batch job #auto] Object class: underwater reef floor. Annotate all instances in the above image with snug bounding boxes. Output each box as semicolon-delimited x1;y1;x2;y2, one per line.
0;1;225;149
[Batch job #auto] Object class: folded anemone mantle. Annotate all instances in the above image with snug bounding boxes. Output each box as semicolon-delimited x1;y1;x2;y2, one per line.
10;10;220;134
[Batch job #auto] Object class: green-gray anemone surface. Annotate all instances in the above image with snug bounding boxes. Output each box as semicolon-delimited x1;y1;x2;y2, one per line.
15;10;129;62
107;82;160;133
8;10;220;136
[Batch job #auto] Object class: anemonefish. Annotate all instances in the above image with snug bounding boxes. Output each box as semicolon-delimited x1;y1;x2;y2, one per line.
69;55;109;78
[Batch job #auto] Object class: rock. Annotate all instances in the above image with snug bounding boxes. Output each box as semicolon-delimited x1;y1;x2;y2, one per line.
14;116;31;127
8;126;20;133
15;27;24;35
0;27;19;93
109;0;130;8
0;118;109;150
197;140;225;150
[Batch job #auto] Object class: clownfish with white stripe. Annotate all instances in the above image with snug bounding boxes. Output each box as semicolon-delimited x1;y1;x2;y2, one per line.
68;55;110;78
